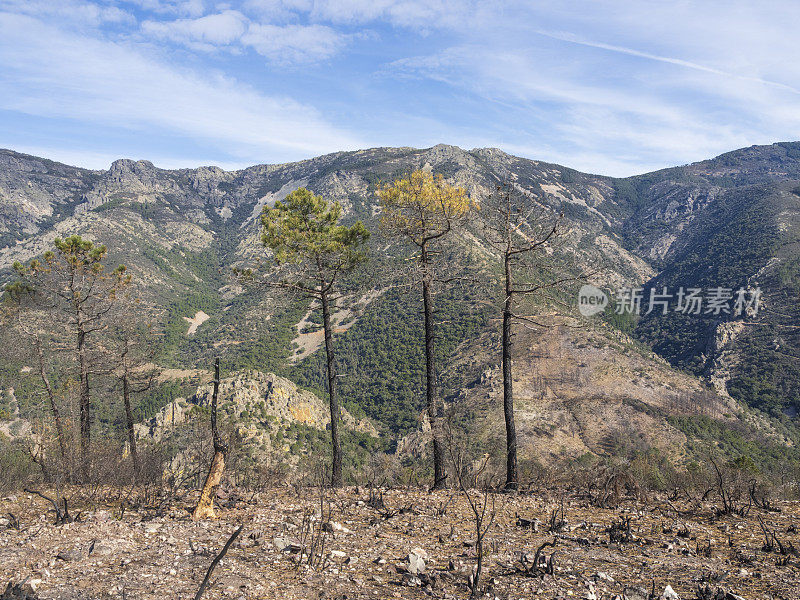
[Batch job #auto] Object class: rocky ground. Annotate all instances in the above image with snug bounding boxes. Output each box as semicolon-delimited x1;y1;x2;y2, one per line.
1;487;799;600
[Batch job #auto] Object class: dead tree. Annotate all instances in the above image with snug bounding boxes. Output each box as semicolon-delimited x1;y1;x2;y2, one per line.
446;420;497;598
31;337;69;472
8;236;130;482
463;459;496;598
711;459;750;517
24;488;74;525
106;306;159;481
750;480;781;513
758;516;797;556
521;538;557;577
1;299;70;479
192;358;226;521
609;515;634;543
294;464;332;572
478;183;574;490
118;336;156;479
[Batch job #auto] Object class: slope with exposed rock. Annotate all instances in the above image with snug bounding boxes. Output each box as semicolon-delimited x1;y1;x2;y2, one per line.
1;142;799;472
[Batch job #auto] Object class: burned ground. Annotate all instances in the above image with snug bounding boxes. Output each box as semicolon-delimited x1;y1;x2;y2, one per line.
1;486;799;599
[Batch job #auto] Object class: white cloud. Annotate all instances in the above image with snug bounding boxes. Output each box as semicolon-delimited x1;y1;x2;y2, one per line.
381;0;800;175
141;9;348;62
142;10;249;48
0;12;364;161
534;29;800;98
244;0;488;29
2;0;800;176
306;0;475;27
123;0;206;18
241;22;346;62
0;0;135;27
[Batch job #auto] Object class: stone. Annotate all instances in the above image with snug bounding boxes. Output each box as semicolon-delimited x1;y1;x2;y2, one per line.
272;536;302;553
661;585;680;600
324;521;352;534
401;573;422;587
623;587;650;600
409;547;428;560
1;581;39;600
88;541;113;557
91;510;111;523
407;549;426;575
56;548;85;562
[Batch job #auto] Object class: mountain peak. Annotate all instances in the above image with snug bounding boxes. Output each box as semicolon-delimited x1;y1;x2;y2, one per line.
109;158;157;173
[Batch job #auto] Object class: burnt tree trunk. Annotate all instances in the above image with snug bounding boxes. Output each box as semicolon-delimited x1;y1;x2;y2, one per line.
122;369;139;479
320;290;343;487
193;357;226;520
502;251;518;490
422;246;447;490
77;324;91;482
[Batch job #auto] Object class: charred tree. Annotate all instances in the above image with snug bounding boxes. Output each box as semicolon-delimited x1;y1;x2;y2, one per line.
479;184;572;490
193;358;227;520
378;170;475;490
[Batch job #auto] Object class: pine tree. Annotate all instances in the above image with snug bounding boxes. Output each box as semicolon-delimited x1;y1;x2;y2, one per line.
9;235;130;481
259;188;369;487
378;170;475;490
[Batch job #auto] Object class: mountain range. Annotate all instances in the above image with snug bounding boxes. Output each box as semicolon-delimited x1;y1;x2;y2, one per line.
1;142;799;472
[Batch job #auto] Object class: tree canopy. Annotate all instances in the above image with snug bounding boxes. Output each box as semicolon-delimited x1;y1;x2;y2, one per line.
261;188;369;294
378;169;474;249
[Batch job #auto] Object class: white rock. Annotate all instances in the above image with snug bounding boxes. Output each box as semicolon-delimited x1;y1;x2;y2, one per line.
407;550;426;575
327;521;352;534
661;585;680;600
409;547;428;560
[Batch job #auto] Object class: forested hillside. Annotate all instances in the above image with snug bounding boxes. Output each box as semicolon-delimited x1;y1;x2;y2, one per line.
1;142;799;472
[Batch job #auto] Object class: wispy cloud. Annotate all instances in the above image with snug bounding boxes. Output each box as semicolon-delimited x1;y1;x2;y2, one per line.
141;9;349;63
0;12;364;161
1;0;799;175
245;0;485;28
536;29;800;97
123;0;206;18
1;0;135;27
241;22;348;63
142;10;249;49
381;1;800;174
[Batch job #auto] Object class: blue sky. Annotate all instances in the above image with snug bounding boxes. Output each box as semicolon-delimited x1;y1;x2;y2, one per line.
1;1;799;176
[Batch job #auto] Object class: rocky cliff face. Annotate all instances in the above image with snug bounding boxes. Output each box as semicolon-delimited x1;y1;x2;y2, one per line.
135;370;376;443
134;371;377;473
